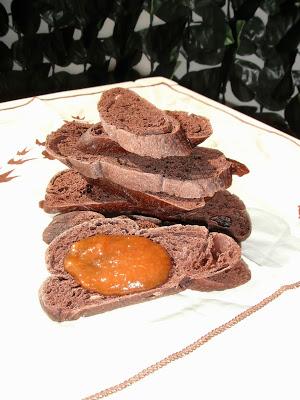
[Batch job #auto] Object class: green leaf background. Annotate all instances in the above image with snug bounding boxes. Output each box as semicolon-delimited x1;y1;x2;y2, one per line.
0;0;299;138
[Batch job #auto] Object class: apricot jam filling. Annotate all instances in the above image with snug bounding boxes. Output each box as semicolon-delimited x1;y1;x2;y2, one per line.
64;235;171;296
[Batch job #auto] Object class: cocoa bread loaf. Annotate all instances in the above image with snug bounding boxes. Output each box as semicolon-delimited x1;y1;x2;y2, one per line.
46;121;247;199
39;217;250;321
97;88;192;158
40;170;251;242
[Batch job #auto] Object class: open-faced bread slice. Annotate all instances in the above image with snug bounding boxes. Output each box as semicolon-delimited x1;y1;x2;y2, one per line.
40;217;250;321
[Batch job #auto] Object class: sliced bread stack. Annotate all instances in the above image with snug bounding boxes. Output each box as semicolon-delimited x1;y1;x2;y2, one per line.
39;88;252;321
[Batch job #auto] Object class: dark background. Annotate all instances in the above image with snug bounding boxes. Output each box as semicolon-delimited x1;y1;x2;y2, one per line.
0;0;299;139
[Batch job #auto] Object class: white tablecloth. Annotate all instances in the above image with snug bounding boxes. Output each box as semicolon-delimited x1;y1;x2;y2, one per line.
0;77;299;400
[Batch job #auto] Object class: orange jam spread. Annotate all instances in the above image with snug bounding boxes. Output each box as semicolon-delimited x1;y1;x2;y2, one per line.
64;235;171;296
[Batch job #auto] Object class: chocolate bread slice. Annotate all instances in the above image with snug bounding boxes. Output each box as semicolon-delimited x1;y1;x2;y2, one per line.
98;88;192;158
76;122;123;154
77;111;212;153
40;217;250;321
70;110;212;156
39;169;136;214
42;212;250;292
40;169;206;218
40;170;251;242
46;122;247;199
166;111;212;146
169;190;251;242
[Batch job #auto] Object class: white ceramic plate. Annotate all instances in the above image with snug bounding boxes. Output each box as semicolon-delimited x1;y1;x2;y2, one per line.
1;77;299;400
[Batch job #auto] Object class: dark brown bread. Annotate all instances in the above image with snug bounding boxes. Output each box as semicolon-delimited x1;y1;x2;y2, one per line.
42;211;105;244
97;88;192;158
188;260;251;291
40;170;251;242
40;169;205;215
168;190;251;242
46;122;246;199
43;211;161;244
42;211;250;290
166;111;212;146
39;217;250;321
76;122;124;154
39;169;136;214
40;169;206;218
77;111;212;153
76;122;212;210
